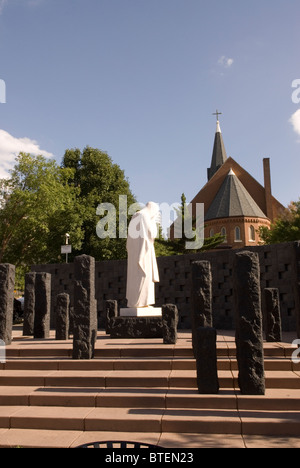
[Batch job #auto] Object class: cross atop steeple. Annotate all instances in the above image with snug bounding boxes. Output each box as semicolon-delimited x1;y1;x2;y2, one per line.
212;109;222;121
207;110;227;181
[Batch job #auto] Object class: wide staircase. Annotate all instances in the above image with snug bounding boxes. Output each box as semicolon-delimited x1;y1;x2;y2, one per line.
0;329;299;448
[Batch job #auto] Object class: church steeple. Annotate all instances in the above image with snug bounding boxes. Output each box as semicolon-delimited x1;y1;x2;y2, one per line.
207;111;227;181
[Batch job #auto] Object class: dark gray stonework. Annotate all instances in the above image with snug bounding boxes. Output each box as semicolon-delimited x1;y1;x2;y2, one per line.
55;293;70;340
0;264;15;345
234;251;265;395
34;272;51;339
294;241;300;338
109;316;163;339
23;272;36;336
162;304;179;344
72;255;97;360
191;261;212;355
195;327;219;394
264;288;282;342
105;300;118;335
32;241;300;333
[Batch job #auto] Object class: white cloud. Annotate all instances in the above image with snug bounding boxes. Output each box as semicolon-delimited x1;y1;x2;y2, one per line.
0;0;7;14
218;56;234;68
0;129;53;179
289;110;300;138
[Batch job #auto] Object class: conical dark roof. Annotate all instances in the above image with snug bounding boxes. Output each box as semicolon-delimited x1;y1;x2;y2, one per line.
205;169;267;221
207;121;227;181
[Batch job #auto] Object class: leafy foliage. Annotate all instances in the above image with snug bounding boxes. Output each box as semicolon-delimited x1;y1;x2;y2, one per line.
259;200;300;244
0;153;84;269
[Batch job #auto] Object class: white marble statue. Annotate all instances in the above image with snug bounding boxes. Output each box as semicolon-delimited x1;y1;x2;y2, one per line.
126;202;160;308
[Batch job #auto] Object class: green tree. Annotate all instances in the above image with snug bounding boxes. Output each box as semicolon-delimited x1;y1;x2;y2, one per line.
0;153;84;273
62;146;136;260
259;200;300;244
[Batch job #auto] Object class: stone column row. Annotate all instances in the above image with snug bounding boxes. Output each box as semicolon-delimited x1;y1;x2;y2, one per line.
23;272;51;339
191;254;267;396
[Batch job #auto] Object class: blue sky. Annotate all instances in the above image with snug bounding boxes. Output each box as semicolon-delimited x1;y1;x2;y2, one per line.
0;0;299;211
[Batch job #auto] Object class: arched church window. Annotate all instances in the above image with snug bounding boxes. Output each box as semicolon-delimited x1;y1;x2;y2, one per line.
235;226;241;241
210;228;214;237
221;227;227;242
249;225;255;241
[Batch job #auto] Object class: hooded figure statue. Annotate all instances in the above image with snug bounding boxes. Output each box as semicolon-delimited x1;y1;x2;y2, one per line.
126;202;160;308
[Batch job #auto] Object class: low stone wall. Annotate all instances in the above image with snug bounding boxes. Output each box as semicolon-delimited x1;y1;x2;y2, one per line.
32;240;300;331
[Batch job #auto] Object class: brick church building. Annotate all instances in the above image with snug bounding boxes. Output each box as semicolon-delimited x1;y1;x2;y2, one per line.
173;115;285;249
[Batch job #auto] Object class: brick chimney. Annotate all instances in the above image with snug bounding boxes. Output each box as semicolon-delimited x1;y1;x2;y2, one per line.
263;158;273;222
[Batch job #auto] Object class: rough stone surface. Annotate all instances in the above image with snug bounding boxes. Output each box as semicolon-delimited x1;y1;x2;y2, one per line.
34;272;51;339
234;251;265;395
191;261;213;355
55;293;70;340
0;264;15;345
72;255;97;360
195;327;219;394
162;304;179;344
105;300;118;335
109;316;163;339
295;241;300;339
264;288;282;342
23;272;36;336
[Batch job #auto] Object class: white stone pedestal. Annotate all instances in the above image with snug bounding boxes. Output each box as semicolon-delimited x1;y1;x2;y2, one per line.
120;307;162;317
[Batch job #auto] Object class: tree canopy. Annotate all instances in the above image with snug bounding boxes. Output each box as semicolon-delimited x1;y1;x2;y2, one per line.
259;200;300;244
62;146;136;260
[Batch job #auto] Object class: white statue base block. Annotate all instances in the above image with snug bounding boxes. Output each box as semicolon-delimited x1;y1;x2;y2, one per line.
120;307;162;317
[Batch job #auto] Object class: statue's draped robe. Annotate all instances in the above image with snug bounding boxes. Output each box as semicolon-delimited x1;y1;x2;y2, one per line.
126;203;160;308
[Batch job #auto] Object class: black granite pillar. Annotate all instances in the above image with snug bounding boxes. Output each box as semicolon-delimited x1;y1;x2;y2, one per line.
23;272;36;336
162;304;179;344
0;264;15;345
191;261;213;355
195;327;219;394
234;251;265;395
72;255;97;360
34;272;51;339
105;300;118;335
55;293;70;340
264;288;282;342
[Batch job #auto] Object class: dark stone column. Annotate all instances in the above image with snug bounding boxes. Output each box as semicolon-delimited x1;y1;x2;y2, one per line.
294;241;300;338
162;304;179;344
55;293;70;340
105;300;118;335
0;264;15;345
72;255;97;360
34;273;51;339
264;288;282;342
191;261;213;355
195;327;219;394
234;251;265;395
23;272;36;336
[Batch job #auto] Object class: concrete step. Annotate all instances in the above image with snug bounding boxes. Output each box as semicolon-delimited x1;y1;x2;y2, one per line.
0;368;299;389
0;386;300;411
1;357;295;372
1;405;300;437
0;330;298;447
